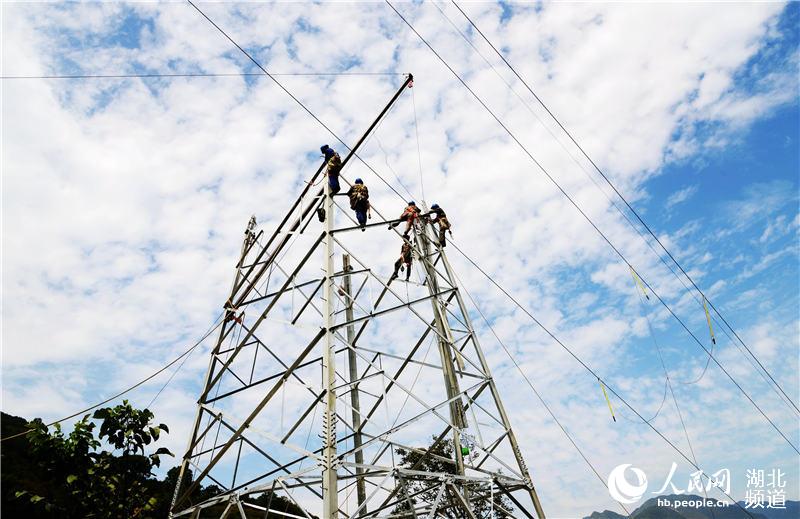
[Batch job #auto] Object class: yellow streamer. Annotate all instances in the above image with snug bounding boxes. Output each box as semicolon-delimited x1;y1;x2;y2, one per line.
629;266;649;300
703;297;716;345
599;379;616;422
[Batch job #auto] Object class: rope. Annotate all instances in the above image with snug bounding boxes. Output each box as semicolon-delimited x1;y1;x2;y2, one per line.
411;85;426;205
0;315;224;443
145;314;225;409
449;0;798;415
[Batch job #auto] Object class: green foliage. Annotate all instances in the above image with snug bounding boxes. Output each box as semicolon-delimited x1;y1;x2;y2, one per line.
2;406;316;518
393;436;513;518
3;402;175;518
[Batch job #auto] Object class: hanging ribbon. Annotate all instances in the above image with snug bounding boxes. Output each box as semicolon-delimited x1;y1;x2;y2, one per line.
599;378;616;422
703;296;716;345
629;266;650;300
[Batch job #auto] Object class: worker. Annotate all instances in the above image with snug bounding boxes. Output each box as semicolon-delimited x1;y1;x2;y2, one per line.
346;178;370;231
389;201;421;237
390;238;414;282
426;203;452;247
320;144;342;195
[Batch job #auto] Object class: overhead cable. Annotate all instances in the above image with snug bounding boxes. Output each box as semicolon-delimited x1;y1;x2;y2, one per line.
449;0;798;415
0;315;224;443
385;0;799;452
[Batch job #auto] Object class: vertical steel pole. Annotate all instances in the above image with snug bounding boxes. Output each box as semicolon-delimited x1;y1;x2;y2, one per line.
416;225;468;484
438;250;546;519
342;254;367;509
322;179;339;519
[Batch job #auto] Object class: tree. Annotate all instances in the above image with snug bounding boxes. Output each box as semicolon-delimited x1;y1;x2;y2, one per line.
11;400;173;518
393;437;513;518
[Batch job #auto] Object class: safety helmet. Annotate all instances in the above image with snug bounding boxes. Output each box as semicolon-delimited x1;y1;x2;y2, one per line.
408;201;416;206
431;203;439;209
320;144;330;154
355;178;363;184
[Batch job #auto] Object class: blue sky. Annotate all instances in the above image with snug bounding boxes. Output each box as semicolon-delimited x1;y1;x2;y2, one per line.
2;2;798;517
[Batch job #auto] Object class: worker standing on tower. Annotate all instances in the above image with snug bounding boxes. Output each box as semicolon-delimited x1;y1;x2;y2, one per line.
389;238;414;282
320;144;342;195
389;201;421;237
425;203;452;247
346;178;370;231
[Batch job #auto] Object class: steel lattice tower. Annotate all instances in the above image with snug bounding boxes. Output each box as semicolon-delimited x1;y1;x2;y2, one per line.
170;77;546;519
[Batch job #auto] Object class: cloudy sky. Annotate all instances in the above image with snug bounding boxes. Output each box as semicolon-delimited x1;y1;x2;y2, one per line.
2;1;798;517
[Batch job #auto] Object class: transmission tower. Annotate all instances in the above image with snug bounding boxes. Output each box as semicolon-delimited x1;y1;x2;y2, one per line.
170;76;546;519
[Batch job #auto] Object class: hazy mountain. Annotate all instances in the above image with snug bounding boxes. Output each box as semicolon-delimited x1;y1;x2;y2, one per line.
583;494;796;519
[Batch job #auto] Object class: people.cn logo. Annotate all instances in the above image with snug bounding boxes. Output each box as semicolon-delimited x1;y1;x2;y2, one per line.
607;464;648;504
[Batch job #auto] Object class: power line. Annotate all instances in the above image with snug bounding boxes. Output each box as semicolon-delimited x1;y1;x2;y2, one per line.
1;72;404;80
186;0;796;475
449;0;798;415
447;237;760;514
0;315;224;443
450;267;632;517
186;0;413;208
385;0;798;454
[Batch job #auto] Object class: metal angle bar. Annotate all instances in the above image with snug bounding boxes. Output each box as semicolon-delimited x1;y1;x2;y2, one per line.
210;356;249;388
277;481;316;519
438;250;546;519
351;481;442;519
349;346;483;438
188;410;222;454
331;237;454;342
216;338;260;357
369;380;491;513
240;278;321;307
238;229;265;269
469;399;508;429
347;469;396;519
291;279;325;324
424;482;448;519
232;185;324;305
329;288;455;333
354;346;444;371
472;432;507;471
171;219;258;515
219;462;323;504
298;194;324;235
204;354;323;404
355;317;442;435
206;431;325;504
281;390;326;443
448;482;479;519
174;329;323;510
200;233;325;403
328;218;398;235
241;501;306;519
350;380;487;461
495;480;536;519
215;415;286;473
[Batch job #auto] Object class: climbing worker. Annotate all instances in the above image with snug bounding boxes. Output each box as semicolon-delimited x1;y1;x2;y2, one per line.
320;144;342;195
389;201;421;237
346;178;370;231
425;203;452;247
390;238;414;282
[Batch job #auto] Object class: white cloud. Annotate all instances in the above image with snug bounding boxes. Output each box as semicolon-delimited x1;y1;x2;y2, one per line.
665;185;699;210
2;2;798;516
